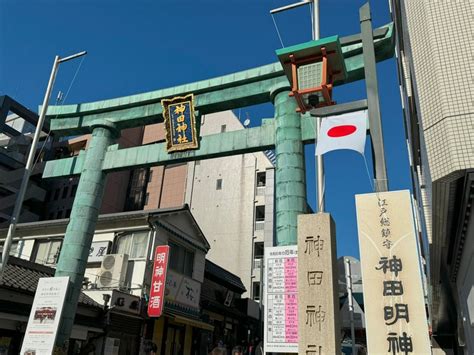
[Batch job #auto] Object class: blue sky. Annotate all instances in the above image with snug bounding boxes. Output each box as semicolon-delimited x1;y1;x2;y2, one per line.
0;0;410;258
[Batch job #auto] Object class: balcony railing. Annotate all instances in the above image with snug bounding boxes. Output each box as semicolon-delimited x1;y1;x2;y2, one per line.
255;220;265;231
256;186;265;196
253;258;263;269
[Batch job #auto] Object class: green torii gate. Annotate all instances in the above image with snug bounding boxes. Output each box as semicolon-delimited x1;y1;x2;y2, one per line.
44;18;395;346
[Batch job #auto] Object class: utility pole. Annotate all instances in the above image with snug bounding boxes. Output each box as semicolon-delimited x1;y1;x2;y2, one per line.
360;2;388;192
311;0;325;213
344;258;356;355
0;51;86;281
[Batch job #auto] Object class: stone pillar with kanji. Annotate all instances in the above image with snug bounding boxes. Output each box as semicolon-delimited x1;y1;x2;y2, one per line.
297;213;341;354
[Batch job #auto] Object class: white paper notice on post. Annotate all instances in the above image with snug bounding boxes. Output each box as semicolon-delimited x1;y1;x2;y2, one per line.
20;276;70;355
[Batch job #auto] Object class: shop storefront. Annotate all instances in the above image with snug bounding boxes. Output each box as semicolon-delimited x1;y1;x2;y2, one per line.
152;301;214;355
0;257;103;354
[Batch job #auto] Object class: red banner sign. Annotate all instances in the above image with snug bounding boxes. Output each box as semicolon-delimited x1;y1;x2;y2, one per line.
148;245;169;317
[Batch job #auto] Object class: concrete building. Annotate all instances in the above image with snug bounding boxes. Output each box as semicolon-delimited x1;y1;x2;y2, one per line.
0;96;49;227
183;112;274;300
390;0;474;352
43;126;145;220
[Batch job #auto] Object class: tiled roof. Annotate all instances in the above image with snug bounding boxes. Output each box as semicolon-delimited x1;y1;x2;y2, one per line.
1;256;100;308
205;259;246;293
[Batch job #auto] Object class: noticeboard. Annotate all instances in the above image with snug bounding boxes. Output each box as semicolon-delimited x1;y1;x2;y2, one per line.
20;277;70;355
264;245;298;353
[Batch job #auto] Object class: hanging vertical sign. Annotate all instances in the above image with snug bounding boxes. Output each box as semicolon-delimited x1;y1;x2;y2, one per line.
20;277;69;355
161;94;199;153
148;245;170;317
355;190;430;354
264;245;298;353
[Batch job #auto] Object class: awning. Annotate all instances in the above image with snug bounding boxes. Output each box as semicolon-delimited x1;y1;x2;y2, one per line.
173;315;214;331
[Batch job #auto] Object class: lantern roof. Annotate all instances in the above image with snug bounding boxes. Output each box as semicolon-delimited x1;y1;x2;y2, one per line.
276;35;347;85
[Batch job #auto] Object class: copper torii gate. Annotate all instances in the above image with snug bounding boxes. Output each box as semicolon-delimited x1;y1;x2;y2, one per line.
42;16;394;347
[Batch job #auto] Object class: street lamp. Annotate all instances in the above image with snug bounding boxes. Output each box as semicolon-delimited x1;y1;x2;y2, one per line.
0;51;87;281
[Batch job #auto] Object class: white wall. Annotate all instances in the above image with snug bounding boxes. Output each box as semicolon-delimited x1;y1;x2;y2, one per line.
185;111;273;296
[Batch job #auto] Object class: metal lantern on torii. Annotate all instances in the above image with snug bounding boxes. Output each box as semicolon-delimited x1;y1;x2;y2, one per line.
276;36;348;113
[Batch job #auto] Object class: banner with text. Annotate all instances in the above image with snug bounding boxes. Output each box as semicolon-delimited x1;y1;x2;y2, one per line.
148;245;169;317
355;190;430;354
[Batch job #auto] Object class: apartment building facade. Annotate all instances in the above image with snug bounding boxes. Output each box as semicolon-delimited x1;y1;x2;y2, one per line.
390;1;474;352
43;126;145;220
0;96;49;228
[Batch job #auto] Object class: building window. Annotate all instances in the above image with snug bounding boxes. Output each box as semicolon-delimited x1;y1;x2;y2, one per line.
148;170;153;183
256;172;266;187
33;239;62;266
71;184;78;198
221;124;226;133
254;242;264;259
255;206;265;231
53;188;60;200
195;160;200;166
256;172;266;196
62;186;69;199
252;282;261;301
115;231;148;259
0;241;18;257
124;168;148;211
216;179;222;190
144;193;150;206
169;242;194;277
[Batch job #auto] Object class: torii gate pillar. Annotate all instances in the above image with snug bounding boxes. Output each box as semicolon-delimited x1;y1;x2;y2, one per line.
55;124;118;347
272;88;307;246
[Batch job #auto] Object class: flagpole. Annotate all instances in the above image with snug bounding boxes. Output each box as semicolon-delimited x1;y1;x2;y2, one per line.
313;0;324;213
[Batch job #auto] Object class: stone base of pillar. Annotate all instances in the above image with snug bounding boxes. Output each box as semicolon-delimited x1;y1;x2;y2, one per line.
297;213;341;355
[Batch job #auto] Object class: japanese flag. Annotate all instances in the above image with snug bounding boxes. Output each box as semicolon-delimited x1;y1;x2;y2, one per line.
315;110;368;156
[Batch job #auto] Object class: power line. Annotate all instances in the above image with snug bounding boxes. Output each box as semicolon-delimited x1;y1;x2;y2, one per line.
271;13;285;48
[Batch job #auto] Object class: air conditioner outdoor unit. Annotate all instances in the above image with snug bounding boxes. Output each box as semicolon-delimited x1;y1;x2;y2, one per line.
97;254;129;289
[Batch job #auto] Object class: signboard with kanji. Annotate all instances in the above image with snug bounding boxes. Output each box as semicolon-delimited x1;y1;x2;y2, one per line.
165;270;201;309
148;245;169;317
355;190;430;355
297;213;340;355
263;245;298;353
87;241;111;263
161;94;199;153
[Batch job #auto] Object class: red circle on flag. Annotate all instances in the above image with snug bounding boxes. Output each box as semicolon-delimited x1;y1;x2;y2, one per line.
327;125;357;137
